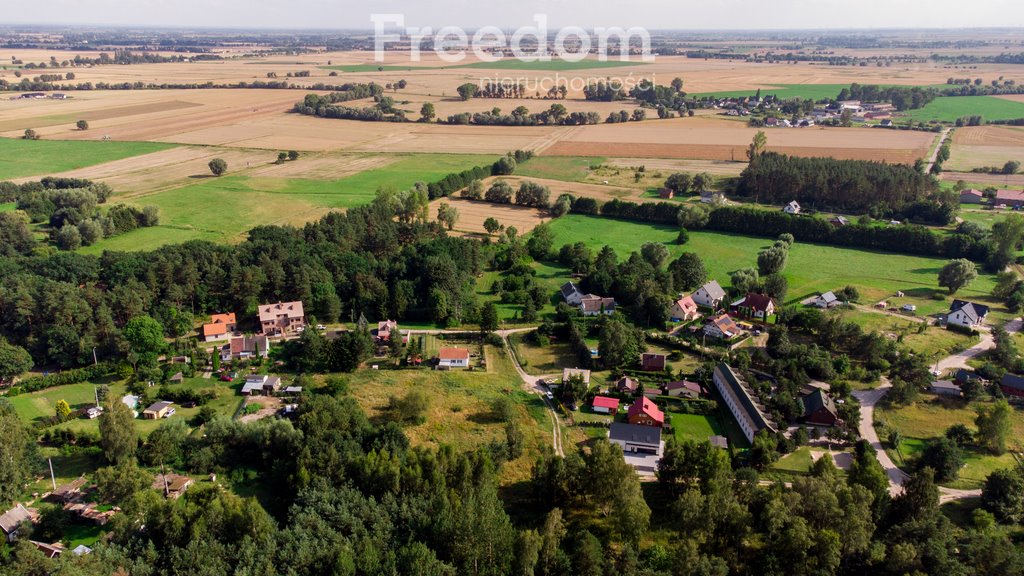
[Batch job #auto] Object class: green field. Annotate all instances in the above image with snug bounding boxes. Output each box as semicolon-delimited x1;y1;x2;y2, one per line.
546;215;1001;318
903;96;1024;123
691;84;851;101
81;153;499;253
516;156;604;182
833;309;978;359
0;138;175;180
320;64;435;73
669;412;718;443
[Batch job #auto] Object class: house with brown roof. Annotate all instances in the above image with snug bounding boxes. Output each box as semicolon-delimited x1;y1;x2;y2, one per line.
731;293;776;320
143;401;174;420
257;301;305;336
703;314;742;340
376;320;399;342
579;294;616;316
658;188;674;199
669;295;700;322
640;353;667;372
996;189;1024;208
201;313;237;342
801;388;840;427
959;189;983;204
437;347;470;369
615;376;639;395
663;381;702;399
47;477;87;503
221;334;270;362
627;396;665;427
0;504;34;543
152;473;193;499
30;541;65;558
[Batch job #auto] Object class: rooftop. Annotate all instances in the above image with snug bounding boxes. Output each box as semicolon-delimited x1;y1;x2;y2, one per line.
609;422;662;446
438;347;470;361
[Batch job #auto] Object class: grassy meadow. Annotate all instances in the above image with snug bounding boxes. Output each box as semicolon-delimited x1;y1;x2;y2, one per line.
691;84;851;101
903;96;1024;123
0;138;174;180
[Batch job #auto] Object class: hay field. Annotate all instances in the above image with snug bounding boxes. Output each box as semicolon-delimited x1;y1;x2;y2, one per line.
429;197;548;236
948;125;1024;171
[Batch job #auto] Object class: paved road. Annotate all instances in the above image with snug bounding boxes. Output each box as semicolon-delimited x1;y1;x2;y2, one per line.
853;318;1022;502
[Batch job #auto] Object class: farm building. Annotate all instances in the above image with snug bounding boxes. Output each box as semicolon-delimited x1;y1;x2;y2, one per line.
592;396;620;414
201;313;237;342
813;291;840;308
659;188;674;199
142;401;174;420
257;301;305;336
241;375;281;395
930;380;962;398
996;189;1024;208
959;189;983;204
947;300;989;329
713;363;777;443
692;280;727;309
800;389;840;427
1000;373;1024;398
627;397;665;427
437;347;470;369
152;473;193;499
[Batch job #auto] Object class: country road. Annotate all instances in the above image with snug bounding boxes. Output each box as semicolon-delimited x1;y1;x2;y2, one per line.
500;333;565;457
925;127;952;174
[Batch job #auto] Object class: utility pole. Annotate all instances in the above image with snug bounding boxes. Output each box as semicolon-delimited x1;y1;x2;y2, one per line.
48;458;56;492
92;347;98;366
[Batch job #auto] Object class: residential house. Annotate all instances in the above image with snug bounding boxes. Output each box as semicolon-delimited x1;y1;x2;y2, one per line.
592;396;620;414
959;189;983;204
257;301;306;336
731;293;776;320
152;473;193;499
0;505;34;542
376;320;399;343
47;477;87;504
168;372;184;384
784;201;801;214
830;216;849;227
627;396;665;428
437;347;470;369
201;313;237;342
609;422;663;455
663;380;702;399
640;353;667;372
221;335;270;362
86;407;103;419
954;369;985;387
142;401;174;420
615;376;639;395
669;295;700;322
704;314;742;341
996;189;1024;208
563;368;591;386
947;300;989;329
1000;373;1024;398
713;363;777;443
878;119;894;128
579;294;617;316
692;280;727;309
241;375;282;395
813;291;840;309
801;388;840;427
930;380;963;398
559;282;585;306
658;188;674;199
700;191;725;205
31;541;65;559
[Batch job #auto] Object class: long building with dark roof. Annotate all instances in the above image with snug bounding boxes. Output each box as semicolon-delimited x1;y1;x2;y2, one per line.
712;363;777;443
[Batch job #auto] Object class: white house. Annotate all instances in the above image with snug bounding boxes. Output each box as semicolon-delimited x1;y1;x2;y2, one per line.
669;295;701;322
947;300;989;329
692;280;727;309
813;291;840;309
438;347;470;369
559;282;584;306
579;295;616;316
713;363;776;444
784;201;801;214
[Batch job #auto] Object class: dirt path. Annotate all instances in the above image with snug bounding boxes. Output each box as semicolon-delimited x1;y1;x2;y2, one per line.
925;128;952;174
499;332;565;457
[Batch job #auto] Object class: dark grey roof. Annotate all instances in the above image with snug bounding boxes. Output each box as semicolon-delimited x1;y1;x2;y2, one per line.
931;380;961;391
714;363;776;435
609;422;661;446
950;299;990;320
801;388;838;419
560;282;581;299
1002;373;1024;391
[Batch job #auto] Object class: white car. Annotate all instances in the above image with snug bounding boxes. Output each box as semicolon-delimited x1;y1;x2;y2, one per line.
902;304;917;312
164;408;176;418
316;324;326;330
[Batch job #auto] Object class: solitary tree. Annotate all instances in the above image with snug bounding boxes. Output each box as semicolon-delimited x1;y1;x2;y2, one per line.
483;217;501;236
55;399;71;422
1003;160;1021;175
670;77;684;92
437;202;459;231
420;102;436;122
23;128;39;140
76;120;89;130
277;152;288;164
691;172;713;195
208;158;228;176
938;259;978;294
99;400;138;465
976;399;1012;454
747;130;768;161
287;150;299;161
457;83;478;101
480;301;499;333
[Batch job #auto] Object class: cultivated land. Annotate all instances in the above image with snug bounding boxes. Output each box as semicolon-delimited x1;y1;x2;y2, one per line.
947;125;1024;172
903;96;1024;123
0;138;173;179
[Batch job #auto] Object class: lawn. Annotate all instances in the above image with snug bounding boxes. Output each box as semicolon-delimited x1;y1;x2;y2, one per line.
0;138;174;180
545;215;1001;319
320;64;435;73
669;412;718;444
509;333;582;376
691;84;852;101
80;153;499;253
343;345;550;484
771;446;815;475
876;396;1024;489
516;156;604;182
903;96;1024;123
0;202;15;212
832;309;978;360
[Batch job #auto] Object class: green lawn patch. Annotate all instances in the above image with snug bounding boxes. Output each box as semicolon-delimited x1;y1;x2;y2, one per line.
509;333;579;376
691;84;851;101
903;96;1024;123
0;138;175;180
0;202;15;212
832;309;978;359
669;412;717;443
516;156;604;182
771;446;815;475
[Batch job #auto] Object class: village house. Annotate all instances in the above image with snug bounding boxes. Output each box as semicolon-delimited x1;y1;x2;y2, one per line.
31;541;65;559
930;380;963;398
692;280;727;309
559;281;585;306
615;376;639;395
562;367;591;386
713;363;777;443
591;396;620;414
813;291;840;309
0;504;34;543
700;191;725;205
996;189;1024;208
221;334;270;362
201;313;237;342
669;294;700;322
731;293;776;320
579;294;617;316
955;369;985;388
704;313;742;341
1000;373;1024;398
152;473;193;499
627;396;665;428
663;380;702;399
800;388;840;427
437;347;470;369
46;477;87;504
947;300;989;329
257;301;306;336
959;189;983;204
142;401;174;420
608;422;664;472
640;352;667;372
830;215;849;227
241;374;282;395
375;320;399;343
784;201;802;215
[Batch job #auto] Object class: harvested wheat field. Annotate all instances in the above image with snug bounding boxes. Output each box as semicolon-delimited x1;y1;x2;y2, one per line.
429;197;547;236
484;175;640;203
605;158;748;176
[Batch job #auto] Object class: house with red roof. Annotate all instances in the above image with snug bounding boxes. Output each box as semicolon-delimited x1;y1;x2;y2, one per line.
592;396;620;414
437;347;470;369
201;313;237;342
627;397;664;427
704;314;742;341
376;320;399;342
669;295;700;322
996;189;1024;208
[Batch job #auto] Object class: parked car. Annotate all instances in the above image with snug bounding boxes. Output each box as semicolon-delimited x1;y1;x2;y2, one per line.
164;408;176;418
546;391;554;400
219;373;233;382
902;304;917;312
316;324;326;330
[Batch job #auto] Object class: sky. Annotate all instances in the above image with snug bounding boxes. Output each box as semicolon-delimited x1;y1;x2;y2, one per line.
5;0;1024;30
